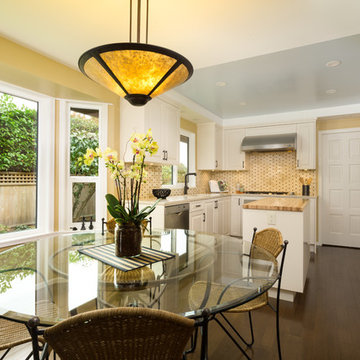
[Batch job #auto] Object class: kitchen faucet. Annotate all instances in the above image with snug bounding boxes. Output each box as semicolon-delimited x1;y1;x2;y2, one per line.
184;172;197;195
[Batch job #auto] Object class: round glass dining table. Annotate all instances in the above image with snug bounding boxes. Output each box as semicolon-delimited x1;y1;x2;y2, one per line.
0;229;278;358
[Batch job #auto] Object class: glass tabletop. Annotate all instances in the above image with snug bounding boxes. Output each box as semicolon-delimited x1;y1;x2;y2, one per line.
0;229;278;326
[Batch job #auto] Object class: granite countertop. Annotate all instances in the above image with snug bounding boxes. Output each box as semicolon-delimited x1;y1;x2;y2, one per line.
242;197;309;212
140;193;231;206
140;193;316;207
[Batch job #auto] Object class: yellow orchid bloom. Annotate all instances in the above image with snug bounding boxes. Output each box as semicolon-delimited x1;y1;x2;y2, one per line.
83;148;96;165
102;147;118;162
117;160;124;170
149;141;159;155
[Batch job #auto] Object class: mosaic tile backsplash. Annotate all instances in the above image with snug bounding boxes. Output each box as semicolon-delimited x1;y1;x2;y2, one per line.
140;151;316;199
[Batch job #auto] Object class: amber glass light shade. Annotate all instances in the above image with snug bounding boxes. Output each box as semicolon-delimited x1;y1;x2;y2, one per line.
79;43;193;106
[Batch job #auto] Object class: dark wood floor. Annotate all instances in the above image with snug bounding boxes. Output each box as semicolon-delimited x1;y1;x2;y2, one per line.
187;245;360;359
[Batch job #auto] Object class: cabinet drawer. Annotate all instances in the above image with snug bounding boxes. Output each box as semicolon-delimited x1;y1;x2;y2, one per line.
190;202;205;212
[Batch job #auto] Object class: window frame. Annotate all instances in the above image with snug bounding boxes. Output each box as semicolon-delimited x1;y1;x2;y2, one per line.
58;100;108;231
0;81;54;244
162;129;196;189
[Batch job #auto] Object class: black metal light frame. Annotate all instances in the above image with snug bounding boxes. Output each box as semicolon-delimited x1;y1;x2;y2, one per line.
79;43;193;106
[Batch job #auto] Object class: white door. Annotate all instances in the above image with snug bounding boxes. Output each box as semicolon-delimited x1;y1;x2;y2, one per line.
320;129;360;247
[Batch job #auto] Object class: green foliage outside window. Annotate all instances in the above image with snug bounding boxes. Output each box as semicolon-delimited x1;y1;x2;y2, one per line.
0;242;36;294
0;94;37;172
70;114;99;176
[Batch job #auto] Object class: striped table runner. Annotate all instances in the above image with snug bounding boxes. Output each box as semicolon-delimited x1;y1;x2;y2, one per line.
78;243;175;272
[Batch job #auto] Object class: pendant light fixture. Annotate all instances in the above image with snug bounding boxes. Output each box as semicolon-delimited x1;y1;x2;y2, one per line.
78;0;193;106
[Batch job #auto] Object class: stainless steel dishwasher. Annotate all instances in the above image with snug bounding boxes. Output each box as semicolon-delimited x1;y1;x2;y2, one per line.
164;203;189;230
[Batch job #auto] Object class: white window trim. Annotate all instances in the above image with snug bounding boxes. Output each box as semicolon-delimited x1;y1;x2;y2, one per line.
58;100;108;231
0;81;54;242
162;128;196;189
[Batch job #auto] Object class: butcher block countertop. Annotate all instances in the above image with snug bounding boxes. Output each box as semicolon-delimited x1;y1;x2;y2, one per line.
243;197;309;212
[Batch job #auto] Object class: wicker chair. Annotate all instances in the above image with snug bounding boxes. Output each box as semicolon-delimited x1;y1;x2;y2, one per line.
28;307;195;360
188;227;288;360
0;317;34;360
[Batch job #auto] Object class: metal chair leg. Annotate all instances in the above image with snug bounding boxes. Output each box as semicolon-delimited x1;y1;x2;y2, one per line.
219;312;255;347
0;349;11;360
185;327;198;355
213;316;251;360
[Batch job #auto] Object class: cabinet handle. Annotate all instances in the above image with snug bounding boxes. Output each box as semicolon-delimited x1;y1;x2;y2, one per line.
203;213;206;222
238;199;240;206
195;204;201;208
215;160;218;168
214;200;218;209
297;159;299;167
242;161;244;168
162;150;166;160
166;151;168;160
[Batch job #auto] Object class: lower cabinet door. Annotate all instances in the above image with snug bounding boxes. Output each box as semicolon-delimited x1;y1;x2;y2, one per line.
190;210;205;232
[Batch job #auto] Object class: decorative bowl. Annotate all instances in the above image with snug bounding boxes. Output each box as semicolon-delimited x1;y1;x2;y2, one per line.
152;188;171;199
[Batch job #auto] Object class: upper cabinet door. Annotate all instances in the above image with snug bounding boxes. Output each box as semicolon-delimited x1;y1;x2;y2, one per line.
145;100;163;163
161;102;180;164
197;123;223;170
223;128;248;170
296;122;316;169
120;98;180;164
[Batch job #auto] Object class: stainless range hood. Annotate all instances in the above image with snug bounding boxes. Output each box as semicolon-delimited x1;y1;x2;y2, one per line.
241;133;297;152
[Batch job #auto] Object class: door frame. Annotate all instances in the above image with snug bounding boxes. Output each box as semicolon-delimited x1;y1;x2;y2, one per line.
318;127;360;246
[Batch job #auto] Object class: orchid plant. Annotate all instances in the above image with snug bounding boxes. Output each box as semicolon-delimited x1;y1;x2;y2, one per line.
80;129;160;227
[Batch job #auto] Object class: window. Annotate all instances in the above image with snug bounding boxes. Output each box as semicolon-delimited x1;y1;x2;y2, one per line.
58;101;107;231
161;130;195;188
0;81;54;242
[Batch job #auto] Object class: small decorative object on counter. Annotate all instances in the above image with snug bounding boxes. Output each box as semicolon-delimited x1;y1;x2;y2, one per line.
80;129;160;257
299;176;312;196
152;188;171;199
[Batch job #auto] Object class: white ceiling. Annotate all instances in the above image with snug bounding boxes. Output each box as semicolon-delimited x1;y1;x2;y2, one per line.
1;0;360;121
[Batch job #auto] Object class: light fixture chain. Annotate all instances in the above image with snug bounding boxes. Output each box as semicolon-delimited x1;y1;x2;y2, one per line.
129;0;132;42
137;0;141;43
146;0;149;44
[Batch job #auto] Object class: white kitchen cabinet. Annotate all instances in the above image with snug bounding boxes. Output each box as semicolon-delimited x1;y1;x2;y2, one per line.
189;210;205;232
218;197;230;235
189;202;205;232
230;196;243;236
296;122;316;170
223;128;248;170
120;98;180;164
308;198;317;253
197;123;223;170
204;200;215;233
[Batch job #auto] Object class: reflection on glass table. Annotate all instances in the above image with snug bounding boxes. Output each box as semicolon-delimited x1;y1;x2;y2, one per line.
0;230;278;327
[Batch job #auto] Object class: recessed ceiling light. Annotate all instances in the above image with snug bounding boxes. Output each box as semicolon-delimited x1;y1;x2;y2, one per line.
239;101;247;106
326;89;337;94
325;60;341;68
216;81;227;87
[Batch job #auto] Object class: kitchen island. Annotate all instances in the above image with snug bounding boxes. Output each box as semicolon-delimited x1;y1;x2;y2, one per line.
243;197;310;302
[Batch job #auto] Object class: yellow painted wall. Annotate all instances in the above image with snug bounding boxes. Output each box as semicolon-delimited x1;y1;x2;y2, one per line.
0;36;121;230
180;118;197;134
317;114;360;131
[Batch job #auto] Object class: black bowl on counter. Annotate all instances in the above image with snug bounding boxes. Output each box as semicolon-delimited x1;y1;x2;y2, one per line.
152;188;171;199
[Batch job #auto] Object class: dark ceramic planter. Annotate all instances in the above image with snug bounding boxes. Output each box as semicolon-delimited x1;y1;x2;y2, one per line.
114;223;142;257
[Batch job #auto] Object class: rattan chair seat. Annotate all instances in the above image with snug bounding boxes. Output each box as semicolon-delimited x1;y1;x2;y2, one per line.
42;307;195;360
0;318;32;350
188;280;268;312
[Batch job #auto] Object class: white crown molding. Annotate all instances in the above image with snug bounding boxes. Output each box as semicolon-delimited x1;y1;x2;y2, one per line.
160;90;223;125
